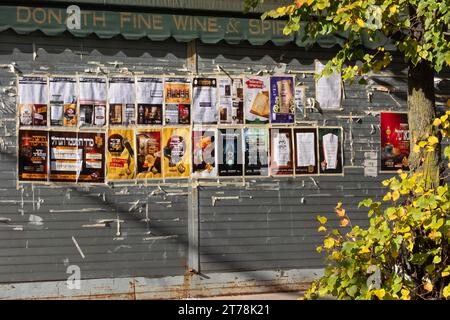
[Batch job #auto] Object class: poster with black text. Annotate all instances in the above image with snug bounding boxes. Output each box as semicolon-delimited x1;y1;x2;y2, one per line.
318;127;343;174
270;76;295;124
164;78;191;125
244;76;270;124
18;76;48;126
49;77;77;127
18;130;48;181
109;77;136;126
270;128;294;175
218;128;243;176
79;77;107;127
137;77;163;125
244;128;268;176
192;78;218;124
294;128;318;175
218;77;244;124
77;132;105;183
49;131;80;182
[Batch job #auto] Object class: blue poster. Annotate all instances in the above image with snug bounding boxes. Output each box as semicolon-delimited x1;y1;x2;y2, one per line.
269;76;295;124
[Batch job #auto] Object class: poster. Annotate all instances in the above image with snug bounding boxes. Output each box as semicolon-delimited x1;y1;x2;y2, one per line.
79;77;107;127
315;61;342;110
18;76;47;126
318;127;343;174
380;112;409;171
294;128;318;175
192;129;216;178
270;128;294;175
162;127;191;178
18;130;48;181
136;129;162;179
218;78;244;124
49;131;80;182
244;128;269;176
218;128;243;176
164;77;191;125
137;77;163;125
109;77;136;126
270;76;295;124
295;86;306;119
49;77;77;127
244;76;270;124
77;132;106;183
106;129;136;180
192;78;218;124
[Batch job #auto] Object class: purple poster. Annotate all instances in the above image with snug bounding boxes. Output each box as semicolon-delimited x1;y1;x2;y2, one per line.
269;76;295;124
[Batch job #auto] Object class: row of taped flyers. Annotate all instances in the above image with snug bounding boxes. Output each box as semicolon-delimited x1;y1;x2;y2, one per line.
17;126;344;184
17;75;307;128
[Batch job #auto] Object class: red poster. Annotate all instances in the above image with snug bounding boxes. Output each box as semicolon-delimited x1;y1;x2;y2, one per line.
380;112;410;171
18;130;48;181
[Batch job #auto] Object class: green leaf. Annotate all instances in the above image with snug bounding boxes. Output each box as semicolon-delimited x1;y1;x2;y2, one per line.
346;285;358;297
432;256;442;264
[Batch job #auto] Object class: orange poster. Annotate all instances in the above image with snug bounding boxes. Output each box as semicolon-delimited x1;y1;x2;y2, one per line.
162;127;191;178
106;129;136;180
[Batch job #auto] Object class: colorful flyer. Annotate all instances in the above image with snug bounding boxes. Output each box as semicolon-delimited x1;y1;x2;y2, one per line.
49;77;77;127
244;127;269;176
294;128;318;175
270;76;295;124
136;129;162;179
77;132;105;183
137;77;163;125
270;128;294;175
380;112;410;172
192;129;216;178
106;129;136;180
218;77;244;124
192;78;218;124
18;76;48;126
18;130;48;181
318;127;343;174
218;128;243;176
49;131;80;182
162;127;191;178
108;77;136;126
244;76;270;124
164;77;191;125
79;77;107;127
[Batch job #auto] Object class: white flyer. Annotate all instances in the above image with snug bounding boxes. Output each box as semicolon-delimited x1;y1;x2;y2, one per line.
137;77;163;104
296;132;315;167
274;133;290;166
322;133;338;169
108;77;135;104
192;78;218;124
79;77;107;104
18;76;47;104
315;61;342;110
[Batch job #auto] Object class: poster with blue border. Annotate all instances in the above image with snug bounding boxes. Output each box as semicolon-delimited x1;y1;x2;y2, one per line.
269;76;295;124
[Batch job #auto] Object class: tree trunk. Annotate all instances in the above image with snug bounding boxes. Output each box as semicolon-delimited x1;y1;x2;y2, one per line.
407;60;441;188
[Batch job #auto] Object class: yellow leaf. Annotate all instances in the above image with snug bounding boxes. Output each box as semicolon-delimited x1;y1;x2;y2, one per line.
400;289;410;300
340;218;349;227
389;5;397;14
356;18;365;27
442;270;450;277
324;238;335;249
359;247;370;254
383;192;392;201
427;136;439;146
336;208;346;217
392;190;400;201
373;289;385;299
318;226;327;232
433;118;442;126
424;282;433;292
413;144;421;153
447;98;450;107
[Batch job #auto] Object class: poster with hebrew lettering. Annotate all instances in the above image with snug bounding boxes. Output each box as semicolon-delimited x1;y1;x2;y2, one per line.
218;77;244;124
315;61;342;110
269;128;294;175
109;77;136;126
244;128;269;176
192;78;218;124
106;129;136;181
79;77;107;127
162;127;191;178
18;130;48;181
77;132;106;183
294;128;318;175
49;77;77;127
164;77;191;125
270;76;295;124
192;129;216;178
318;127;343;174
244;76;270;124
49;131;80;182
18;76;48;126
136;129;162;180
380;112;410;172
137;77;163;125
218;128;243;176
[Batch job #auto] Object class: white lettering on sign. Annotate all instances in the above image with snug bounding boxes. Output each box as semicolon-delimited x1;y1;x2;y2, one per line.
66;5;81;30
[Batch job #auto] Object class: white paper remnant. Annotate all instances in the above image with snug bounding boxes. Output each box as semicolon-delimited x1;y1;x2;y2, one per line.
315;61;342;110
137;77;163;104
108;77;135;104
322;133;338;169
296;132;315;167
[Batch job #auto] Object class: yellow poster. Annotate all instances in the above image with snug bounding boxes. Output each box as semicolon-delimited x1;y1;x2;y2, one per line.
106;129;136;180
136;129;162;179
163;127;191;178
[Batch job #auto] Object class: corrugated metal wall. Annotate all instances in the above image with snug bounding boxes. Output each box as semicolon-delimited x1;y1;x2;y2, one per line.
0;31;449;294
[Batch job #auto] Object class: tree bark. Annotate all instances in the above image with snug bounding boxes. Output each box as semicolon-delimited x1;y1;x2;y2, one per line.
407;60;441;188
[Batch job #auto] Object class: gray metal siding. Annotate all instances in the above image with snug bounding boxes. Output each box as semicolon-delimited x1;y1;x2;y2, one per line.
196;41;450;273
0;31;189;283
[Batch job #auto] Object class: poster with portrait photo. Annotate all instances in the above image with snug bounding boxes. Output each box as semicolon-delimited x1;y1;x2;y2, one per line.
218;77;244;124
137;77;163;125
18;76;48;127
163;127;191;178
49;77;77;127
192;129;216;178
192;78;218;124
270;76;295;124
164;77;191;125
380;112;410;172
109;77;136;126
318;127;343;174
136;129;162;180
79;77;107;127
18;130;48;182
244;76;270;124
244;128;269;176
106;129;136;181
294;128;318;175
217;128;243;176
269;128;294;175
